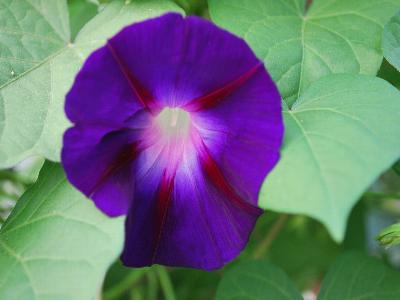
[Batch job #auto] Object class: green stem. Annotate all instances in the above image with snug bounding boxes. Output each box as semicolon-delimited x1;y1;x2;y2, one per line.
253;214;289;259
363;192;400;215
0;170;30;186
156;267;176;300
173;0;190;11
129;289;143;300
0;189;19;201
103;269;146;300
393;160;400;175
363;192;400;201
146;270;159;300
306;0;313;11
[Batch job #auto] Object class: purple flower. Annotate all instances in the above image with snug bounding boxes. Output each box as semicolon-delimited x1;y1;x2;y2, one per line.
62;13;283;270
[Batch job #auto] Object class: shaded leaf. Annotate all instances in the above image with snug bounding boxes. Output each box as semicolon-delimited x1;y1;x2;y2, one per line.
318;252;400;300
383;10;400;71
393;160;400;175
216;261;302;300
243;213;340;290
68;0;98;40
0;162;124;300
378;59;400;89
216;252;400;300
342;201;367;252
103;262;148;300
268;216;340;290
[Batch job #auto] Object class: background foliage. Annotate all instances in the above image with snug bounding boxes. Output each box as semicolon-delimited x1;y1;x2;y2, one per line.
0;0;400;299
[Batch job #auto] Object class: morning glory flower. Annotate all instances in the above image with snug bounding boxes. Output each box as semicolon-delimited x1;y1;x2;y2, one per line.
62;13;283;270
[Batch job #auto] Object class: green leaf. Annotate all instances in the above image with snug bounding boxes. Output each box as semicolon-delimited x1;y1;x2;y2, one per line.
68;0;98;40
208;0;400;106
216;261;302;300
260;74;400;241
267;216;340;290
216;253;400;300
318;252;400;300
103;262;148;300
244;214;340;290
383;10;400;71
394;160;400;175
342;201;367;252
377;223;400;247
378;59;400;89
0;162;124;300
0;0;183;168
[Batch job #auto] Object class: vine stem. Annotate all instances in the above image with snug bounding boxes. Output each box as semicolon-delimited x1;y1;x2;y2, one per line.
0;170;30;187
156;267;176;300
146;270;159;300
306;0;313;11
253;214;289;259
173;0;190;11
103;269;146;300
363;192;400;201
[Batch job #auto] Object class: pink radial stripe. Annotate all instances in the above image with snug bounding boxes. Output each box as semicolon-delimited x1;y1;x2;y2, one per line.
152;169;176;262
193;134;263;216
183;63;263;112
89;142;141;197
107;42;159;114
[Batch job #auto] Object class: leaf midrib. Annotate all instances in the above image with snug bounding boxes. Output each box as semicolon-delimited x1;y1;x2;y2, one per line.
0;46;69;91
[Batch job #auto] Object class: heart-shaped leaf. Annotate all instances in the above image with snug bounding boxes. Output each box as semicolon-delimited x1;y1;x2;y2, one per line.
318;252;400;300
216;253;400;300
260;74;400;241
209;0;400;106
0;162;124;300
216;261;303;300
68;0;98;40
0;0;183;168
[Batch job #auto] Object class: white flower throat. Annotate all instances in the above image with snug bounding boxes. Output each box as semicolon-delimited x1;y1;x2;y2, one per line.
156;108;191;138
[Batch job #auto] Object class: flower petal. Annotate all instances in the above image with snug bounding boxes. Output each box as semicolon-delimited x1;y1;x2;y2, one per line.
106;13;260;108
65;46;144;126
62;12;284;270
62;124;143;216
121;141;262;270
189;66;283;205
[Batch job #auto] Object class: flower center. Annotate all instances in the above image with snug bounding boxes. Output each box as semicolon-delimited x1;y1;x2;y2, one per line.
155;108;191;138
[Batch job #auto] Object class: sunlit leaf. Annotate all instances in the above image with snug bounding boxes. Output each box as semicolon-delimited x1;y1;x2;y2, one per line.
260;74;400;241
0;162;124;300
209;0;400;106
0;0;183;168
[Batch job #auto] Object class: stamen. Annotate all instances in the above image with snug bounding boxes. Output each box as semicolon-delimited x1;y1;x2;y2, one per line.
155;108;191;138
170;109;178;127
